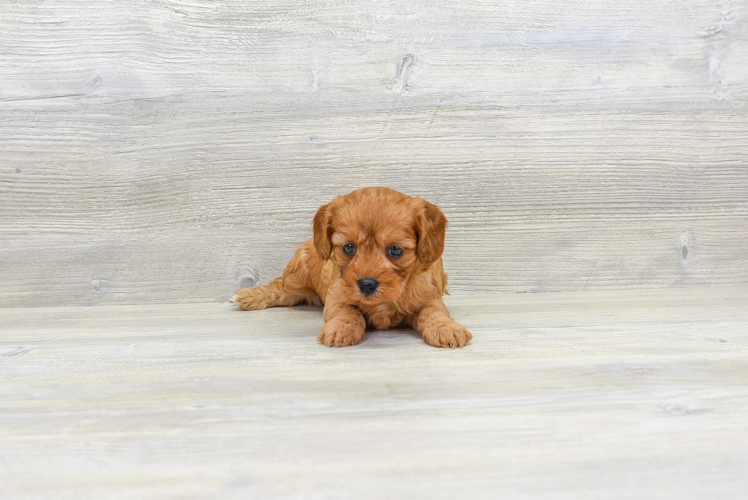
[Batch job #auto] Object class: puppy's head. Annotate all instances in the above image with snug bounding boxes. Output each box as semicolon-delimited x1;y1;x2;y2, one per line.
313;187;447;305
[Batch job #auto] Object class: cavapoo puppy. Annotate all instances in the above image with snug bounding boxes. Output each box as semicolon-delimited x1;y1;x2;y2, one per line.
231;187;472;348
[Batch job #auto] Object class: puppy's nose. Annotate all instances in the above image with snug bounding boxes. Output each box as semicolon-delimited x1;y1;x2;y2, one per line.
357;278;379;296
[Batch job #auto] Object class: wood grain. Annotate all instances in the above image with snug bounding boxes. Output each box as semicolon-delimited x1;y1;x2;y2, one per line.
1;0;747;306
1;286;747;499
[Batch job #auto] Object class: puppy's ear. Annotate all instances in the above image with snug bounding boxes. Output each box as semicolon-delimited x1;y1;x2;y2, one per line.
415;199;448;266
313;203;333;260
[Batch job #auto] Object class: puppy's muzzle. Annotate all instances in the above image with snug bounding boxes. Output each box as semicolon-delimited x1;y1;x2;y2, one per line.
357;278;379;296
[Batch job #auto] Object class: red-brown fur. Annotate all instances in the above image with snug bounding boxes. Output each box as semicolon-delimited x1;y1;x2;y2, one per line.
231;187;473;348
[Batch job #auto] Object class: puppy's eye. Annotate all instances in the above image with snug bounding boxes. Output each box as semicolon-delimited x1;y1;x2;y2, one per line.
388;246;403;258
343;243;356;256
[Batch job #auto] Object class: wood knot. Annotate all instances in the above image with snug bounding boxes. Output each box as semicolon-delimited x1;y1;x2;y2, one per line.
392;54;416;94
678;232;690;265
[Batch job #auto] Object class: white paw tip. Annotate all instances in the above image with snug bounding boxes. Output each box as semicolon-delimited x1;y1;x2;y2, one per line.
230;294;238;304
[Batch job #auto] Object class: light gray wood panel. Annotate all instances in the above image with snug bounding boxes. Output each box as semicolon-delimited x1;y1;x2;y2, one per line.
1;0;747;306
1;287;748;499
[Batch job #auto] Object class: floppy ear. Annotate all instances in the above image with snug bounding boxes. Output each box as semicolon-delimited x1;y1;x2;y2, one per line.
415;199;448;266
313;203;333;260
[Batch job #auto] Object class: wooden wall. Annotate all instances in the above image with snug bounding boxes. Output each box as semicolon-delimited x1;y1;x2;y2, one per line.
1;0;747;307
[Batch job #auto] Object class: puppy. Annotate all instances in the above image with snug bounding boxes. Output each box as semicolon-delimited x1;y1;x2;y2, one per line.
231;187;472;348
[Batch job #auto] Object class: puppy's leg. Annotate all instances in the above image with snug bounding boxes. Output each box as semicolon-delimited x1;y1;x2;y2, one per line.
232;240;323;311
318;288;366;347
231;277;308;311
411;298;472;348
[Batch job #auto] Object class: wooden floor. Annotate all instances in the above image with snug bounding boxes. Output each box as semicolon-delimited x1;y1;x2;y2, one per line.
2;286;748;499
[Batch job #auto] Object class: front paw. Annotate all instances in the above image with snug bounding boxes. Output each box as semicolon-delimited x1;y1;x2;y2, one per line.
231;287;269;311
421;320;473;348
318;318;365;347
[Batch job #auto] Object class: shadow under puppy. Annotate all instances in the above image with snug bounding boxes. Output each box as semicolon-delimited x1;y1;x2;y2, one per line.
231;187;472;348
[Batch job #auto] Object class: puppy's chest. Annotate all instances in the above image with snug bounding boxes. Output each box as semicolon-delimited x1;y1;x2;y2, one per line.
358;304;407;330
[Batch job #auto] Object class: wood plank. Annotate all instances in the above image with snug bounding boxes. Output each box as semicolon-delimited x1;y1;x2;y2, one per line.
1;0;747;306
1;287;748;498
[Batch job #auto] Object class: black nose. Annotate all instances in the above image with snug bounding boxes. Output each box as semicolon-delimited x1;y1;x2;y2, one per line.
358;278;379;296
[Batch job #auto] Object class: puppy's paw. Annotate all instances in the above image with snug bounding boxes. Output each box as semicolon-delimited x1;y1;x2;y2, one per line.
318;318;365;347
421;320;472;348
231;287;270;311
